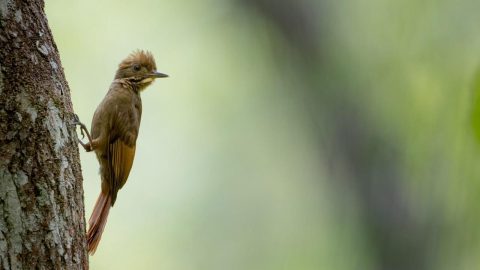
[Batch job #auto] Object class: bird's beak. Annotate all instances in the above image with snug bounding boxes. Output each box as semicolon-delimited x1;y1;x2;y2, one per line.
149;71;169;78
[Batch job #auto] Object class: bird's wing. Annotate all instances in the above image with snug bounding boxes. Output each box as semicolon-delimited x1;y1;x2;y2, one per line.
101;86;141;205
107;136;136;205
106;100;139;205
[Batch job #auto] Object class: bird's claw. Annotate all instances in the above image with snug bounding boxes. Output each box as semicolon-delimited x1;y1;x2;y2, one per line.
79;127;86;139
73;114;93;151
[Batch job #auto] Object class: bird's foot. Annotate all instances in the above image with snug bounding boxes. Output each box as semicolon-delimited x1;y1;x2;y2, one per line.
73;114;93;152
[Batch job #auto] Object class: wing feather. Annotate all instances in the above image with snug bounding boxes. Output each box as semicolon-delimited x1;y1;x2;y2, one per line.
108;138;136;205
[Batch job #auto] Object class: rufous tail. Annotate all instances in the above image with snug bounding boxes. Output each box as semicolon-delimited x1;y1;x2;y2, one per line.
87;192;111;255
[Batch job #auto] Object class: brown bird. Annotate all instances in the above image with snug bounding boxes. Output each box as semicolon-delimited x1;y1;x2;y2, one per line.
76;50;167;255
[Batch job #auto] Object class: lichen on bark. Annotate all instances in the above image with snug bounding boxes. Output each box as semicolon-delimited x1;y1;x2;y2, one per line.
0;0;88;269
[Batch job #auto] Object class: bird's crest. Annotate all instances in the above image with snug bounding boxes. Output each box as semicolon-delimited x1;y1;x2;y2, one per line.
118;50;157;71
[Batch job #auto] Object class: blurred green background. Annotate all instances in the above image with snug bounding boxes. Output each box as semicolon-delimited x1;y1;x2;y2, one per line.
46;0;480;269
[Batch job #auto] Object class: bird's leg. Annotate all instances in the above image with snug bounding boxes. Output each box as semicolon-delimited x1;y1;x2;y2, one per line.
73;114;94;152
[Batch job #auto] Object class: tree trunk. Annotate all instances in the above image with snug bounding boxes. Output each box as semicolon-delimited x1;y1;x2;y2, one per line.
0;0;88;269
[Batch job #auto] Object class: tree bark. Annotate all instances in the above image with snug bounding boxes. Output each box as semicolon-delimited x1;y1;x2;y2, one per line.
0;0;88;269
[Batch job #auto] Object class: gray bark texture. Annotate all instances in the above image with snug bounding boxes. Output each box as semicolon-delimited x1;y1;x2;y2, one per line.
0;0;88;269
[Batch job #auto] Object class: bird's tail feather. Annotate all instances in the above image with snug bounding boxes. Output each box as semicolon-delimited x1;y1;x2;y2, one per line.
87;192;111;255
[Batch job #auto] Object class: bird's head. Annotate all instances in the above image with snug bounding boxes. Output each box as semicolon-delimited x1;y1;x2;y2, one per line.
115;50;168;90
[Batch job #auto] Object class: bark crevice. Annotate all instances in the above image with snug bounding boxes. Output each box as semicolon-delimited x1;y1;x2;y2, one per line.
0;0;88;269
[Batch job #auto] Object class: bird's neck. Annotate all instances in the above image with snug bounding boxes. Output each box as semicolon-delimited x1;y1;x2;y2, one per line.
114;79;147;94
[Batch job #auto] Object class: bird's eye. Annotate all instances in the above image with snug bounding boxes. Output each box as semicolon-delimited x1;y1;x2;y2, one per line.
133;65;141;71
